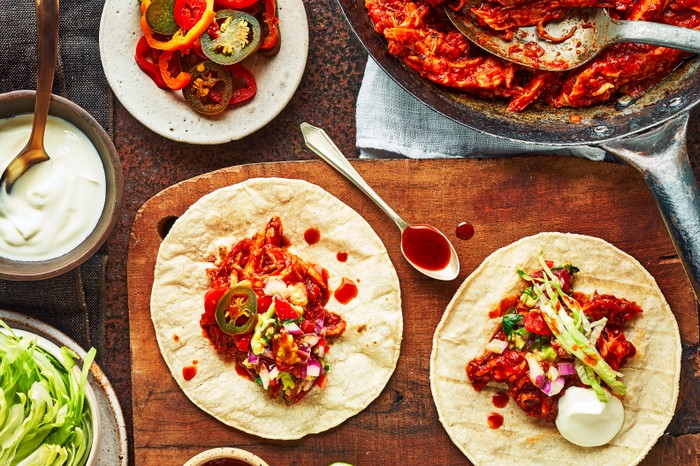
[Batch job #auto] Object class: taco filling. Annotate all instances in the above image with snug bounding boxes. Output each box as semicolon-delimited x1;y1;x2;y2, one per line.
200;216;347;405
466;252;642;422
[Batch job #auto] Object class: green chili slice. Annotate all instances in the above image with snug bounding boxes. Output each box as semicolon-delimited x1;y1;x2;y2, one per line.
215;282;258;335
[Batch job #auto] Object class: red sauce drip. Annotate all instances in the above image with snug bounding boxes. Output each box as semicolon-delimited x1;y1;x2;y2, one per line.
182;365;197;381
334;277;358;304
201;459;252;466
456;221;474;240
488;295;519;319
492;391;509;408
401;225;451;271
487;412;504;429
304;227;321;245
336;250;348;262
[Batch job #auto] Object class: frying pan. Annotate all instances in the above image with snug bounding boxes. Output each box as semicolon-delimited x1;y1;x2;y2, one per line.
337;0;700;301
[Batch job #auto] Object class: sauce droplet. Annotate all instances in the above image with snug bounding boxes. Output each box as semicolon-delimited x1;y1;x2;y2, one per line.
336;250;348;262
456;221;475;240
492;391;509;408
487;412;504;429
401;225;451;271
182;365;197;381
304;227;321;245
334;277;358;304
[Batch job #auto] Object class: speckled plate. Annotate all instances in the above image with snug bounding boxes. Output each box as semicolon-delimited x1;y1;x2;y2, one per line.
0;309;128;466
99;0;308;144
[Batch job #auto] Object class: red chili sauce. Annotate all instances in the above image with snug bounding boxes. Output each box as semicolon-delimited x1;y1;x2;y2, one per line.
334;277;358;304
487;413;504;429
182;365;197;381
492;391;509;408
304;227;321;245
455;221;474;240
401;225;451;271
336;250;348;262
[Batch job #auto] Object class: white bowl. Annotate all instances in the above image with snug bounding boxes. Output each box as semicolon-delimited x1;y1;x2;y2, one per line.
1;328;101;466
184;447;270;466
0;90;122;280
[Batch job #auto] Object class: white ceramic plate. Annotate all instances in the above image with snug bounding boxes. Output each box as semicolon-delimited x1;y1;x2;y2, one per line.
0;309;128;466
99;0;308;144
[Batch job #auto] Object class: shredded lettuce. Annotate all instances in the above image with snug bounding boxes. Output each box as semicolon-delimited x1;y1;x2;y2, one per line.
0;321;96;466
518;252;626;401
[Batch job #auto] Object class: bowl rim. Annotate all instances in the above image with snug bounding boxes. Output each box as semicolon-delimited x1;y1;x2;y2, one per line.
183;447;271;466
0;326;102;465
0;90;123;280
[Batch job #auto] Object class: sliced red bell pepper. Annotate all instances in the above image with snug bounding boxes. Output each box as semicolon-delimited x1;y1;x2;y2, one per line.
259;0;280;56
214;0;259;8
140;0;215;51
158;50;192;90
174;0;207;30
227;63;257;105
135;36;168;89
273;296;299;321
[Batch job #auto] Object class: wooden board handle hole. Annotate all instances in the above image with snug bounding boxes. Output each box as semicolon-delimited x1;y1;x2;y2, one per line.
157;216;179;240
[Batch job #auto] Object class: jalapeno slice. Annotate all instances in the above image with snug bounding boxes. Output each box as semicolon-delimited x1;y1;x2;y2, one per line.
182;61;233;115
201;10;261;65
146;0;180;35
215;282;258;335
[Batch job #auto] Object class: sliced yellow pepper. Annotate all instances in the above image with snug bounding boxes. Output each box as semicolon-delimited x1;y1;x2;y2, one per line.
140;0;215;51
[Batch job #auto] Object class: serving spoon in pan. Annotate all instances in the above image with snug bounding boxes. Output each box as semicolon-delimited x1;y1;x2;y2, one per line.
301;123;460;281
445;3;700;71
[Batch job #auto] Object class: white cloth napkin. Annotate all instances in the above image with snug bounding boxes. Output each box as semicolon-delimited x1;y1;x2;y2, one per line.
356;59;606;160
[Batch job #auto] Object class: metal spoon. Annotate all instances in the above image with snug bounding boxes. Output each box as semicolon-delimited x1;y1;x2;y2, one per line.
301;123;460;281
0;0;60;192
445;3;700;71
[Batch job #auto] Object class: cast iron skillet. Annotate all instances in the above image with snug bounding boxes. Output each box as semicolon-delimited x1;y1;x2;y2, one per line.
338;0;700;300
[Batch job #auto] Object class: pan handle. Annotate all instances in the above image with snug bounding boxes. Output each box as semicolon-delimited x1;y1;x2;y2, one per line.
600;114;700;302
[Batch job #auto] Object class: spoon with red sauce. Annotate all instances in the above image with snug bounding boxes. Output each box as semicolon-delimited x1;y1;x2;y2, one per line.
301;123;460;281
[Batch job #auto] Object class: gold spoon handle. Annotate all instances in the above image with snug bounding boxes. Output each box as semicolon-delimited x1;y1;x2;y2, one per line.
27;0;60;152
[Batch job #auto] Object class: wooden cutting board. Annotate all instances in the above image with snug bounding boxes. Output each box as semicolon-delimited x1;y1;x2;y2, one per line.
127;158;699;466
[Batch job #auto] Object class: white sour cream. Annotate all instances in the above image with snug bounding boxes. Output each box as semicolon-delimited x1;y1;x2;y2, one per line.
0;114;106;261
555;386;625;447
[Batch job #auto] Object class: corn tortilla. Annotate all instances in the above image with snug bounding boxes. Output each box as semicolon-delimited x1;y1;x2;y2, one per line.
430;232;681;465
151;178;403;439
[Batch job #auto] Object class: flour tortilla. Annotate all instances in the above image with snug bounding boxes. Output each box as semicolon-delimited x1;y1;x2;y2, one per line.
430;233;681;466
151;178;402;439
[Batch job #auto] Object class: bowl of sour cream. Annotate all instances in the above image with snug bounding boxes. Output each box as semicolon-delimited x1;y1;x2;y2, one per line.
0;90;122;279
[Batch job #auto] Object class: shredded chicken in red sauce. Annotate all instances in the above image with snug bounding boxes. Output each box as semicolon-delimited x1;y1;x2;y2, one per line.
365;0;700;111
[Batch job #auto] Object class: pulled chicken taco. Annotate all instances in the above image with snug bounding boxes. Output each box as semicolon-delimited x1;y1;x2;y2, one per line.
431;233;681;465
151;178;402;439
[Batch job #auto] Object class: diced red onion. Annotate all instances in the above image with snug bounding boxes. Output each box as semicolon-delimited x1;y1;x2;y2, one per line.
317;345;326;358
268;366;279;380
485;338;509;354
303;379;315;392
547;365;560;380
542;376;565;396
283;321;303;336
315;318;324;334
259;365;270;390
307;359;322;378
558;362;576;376
247;352;259;364
297;345;310;361
525;353;545;388
300;334;320;347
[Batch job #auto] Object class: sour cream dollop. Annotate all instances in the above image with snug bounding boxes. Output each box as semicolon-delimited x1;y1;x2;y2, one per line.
0;114;106;261
555;386;625;447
